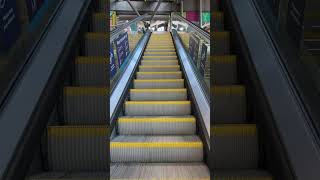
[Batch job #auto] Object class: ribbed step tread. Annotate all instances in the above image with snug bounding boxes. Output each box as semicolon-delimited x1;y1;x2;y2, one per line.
92;13;107;32
125;101;191;116
136;72;182;79
212;55;238;85
111;136;203;162
134;79;184;89
63;87;107;125
47;126;108;171
111;163;209;179
28;172;109;180
212;85;246;123
118;116;196;135
139;65;180;72
75;56;107;86
213;170;273;180
130;88;187;100
211;124;258;169
141;60;178;65
214;31;230;55
144;52;177;56
145;49;175;52
143;56;177;60
85;33;107;56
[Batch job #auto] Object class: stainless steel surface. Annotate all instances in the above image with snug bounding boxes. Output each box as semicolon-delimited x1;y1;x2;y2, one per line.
126;0;141;16
172;30;210;139
111;1;175;13
150;0;163;22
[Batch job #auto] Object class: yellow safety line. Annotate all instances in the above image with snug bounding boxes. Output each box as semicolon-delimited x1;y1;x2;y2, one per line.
111;142;202;148
64;87;107;95
125;101;191;105
141;60;178;63
212;124;257;136
118;117;195;123
140;65;180;68
130;89;186;92
48;126;108;136
143;56;177;58
134;79;183;82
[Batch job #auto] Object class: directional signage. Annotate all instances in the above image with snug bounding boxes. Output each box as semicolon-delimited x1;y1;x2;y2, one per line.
115;32;130;67
189;33;200;64
110;44;117;79
0;0;21;52
199;43;208;76
25;0;44;21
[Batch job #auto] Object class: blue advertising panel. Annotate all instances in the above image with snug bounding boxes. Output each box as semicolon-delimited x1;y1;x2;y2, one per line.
110;44;117;79
25;0;44;21
115;32;130;67
188;33;200;64
199;43;208;76
0;0;21;52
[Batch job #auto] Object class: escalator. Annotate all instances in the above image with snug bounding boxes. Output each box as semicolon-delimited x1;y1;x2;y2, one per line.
26;1;108;179
211;8;274;180
110;32;210;179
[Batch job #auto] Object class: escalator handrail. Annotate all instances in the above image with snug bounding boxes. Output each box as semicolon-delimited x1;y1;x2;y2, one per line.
171;13;210;43
110;14;148;43
172;29;210;148
110;30;151;129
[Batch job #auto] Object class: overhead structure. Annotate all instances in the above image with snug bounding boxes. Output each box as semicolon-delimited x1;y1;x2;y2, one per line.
126;0;141;16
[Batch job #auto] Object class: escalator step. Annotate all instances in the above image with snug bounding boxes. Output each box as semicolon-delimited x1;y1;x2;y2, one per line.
75;56;107;86
97;0;107;12
117;116;196;135
47;126;108;171
214;32;230;55
125;101;191;116
211;124;258;169
212;85;246;123
130;88;187;101
111;136;203;162
145;48;176;52
92;13;107;32
136;72;182;79
213;170;273;180
212;55;238;84
85;33;107;56
141;60;179;65
146;45;175;49
139;65;180;72
28;172;109;180
144;52;176;56
63;87;107;125
133;79;184;89
111;163;209;179
213;11;224;31
142;56;178;60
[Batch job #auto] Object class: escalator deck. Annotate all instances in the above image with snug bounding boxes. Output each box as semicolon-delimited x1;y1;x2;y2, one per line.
110;32;210;179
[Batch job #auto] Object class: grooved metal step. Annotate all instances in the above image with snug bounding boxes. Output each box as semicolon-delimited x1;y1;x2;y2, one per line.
142;56;178;60
130;88;187;101
117;116;196;135
139;65;180;72
47;126;108;171
211;124;258;169
125;101;191;116
28;172;109;180
111;136;203;162
63;87;107;125
145;49;175;52
144;52;177;56
92;13;107;32
212;85;246;123
85;33;107;56
136;72;182;79
110;163;210;179
213;170;273;180
141;60;179;66
133;79;184;89
212;55;238;85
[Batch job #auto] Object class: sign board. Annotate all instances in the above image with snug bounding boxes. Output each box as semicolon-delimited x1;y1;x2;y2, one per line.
110;44;117;79
286;0;305;48
25;0;44;21
202;12;210;24
115;32;130;67
0;0;21;52
188;33;200;65
199;43;208;76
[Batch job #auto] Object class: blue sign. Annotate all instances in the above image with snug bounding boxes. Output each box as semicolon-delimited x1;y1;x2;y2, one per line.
199;43;208;76
110;44;117;79
25;0;44;21
115;32;130;67
0;0;20;52
188;33;200;64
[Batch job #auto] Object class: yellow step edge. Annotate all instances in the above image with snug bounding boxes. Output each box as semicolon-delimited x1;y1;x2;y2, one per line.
144;52;176;54
212;85;246;94
139;65;180;69
48;126;108;137
212;124;257;136
85;32;107;39
118;117;195;123
141;60;178;63
211;55;237;63
64;87;107;96
143;56;177;58
75;56;106;64
93;13;107;18
111;142;202;148
125;101;191;105
130;89;186;92
134;79;183;82
137;72;181;74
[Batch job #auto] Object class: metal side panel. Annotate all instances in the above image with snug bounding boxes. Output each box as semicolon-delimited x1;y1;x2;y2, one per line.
0;0;92;179
228;0;320;179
